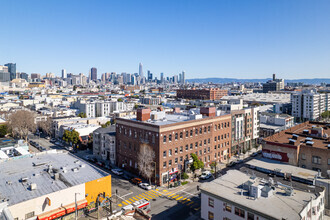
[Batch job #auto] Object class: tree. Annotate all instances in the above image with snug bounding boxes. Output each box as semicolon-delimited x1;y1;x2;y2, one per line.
137;144;156;185
101;121;111;128
0;124;8;137
190;153;204;173
62;129;80;147
38;117;52;137
87;133;93;149
78;112;87;118
8;110;36;141
117;98;123;102
321;111;330;119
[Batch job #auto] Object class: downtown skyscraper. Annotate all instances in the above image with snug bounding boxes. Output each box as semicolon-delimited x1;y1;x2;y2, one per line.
139;63;143;78
91;67;97;82
4;63;16;80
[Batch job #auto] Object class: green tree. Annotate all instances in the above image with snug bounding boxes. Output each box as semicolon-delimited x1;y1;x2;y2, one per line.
321;111;330;119
190;153;204;173
0;124;8;137
77;112;87;118
101;121;111;128
62;130;80;147
181;172;189;180
117;98;123;102
134;104;139;109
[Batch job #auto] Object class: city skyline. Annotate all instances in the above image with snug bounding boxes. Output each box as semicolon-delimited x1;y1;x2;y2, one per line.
1;0;330;79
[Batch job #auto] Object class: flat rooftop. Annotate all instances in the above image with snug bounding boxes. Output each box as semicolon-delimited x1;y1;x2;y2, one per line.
0;150;109;206
264;122;330;150
222;93;291;104
122;110;229;126
201;170;322;220
246;158;319;181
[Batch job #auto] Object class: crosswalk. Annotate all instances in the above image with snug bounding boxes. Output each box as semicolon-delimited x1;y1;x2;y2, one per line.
116;189;200;211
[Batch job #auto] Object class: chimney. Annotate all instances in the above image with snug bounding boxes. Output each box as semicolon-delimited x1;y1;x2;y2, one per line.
273;74;276;81
200;107;216;117
137;108;151;121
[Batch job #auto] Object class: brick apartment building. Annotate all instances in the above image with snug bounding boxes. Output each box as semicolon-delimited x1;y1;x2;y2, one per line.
177;88;228;100
116;107;232;186
262;121;330;177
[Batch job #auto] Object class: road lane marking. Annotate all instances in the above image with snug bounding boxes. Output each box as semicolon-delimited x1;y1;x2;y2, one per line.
125;200;132;204
129;198;135;202
122;201;128;205
163;190;168;192
167;193;176;197
172;195;179;199
187;201;194;206
176;196;183;200
145;192;156;198
118;204;122;207
139;195;149;200
194;207;201;211
148;191;158;196
142;193;153;199
132;197;138;201
136;196;143;200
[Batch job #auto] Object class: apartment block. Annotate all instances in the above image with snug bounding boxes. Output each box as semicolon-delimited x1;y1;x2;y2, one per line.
176;88;228;100
93;126;116;165
116;107;231;186
291;90;330;121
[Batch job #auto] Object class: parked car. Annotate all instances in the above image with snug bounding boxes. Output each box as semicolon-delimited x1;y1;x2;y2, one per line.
139;183;152;190
237;159;244;164
200;171;212;180
111;169;124;176
96;161;104;167
227;161;236;167
251;152;258;157
50;138;56;143
130;178;142;185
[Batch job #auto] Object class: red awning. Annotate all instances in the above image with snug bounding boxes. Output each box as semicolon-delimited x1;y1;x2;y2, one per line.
37;199;88;220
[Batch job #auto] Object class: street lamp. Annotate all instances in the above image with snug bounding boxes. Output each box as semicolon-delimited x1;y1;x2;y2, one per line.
75;193;80;220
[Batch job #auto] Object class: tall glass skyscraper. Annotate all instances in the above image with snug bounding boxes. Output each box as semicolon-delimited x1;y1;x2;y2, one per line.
91;67;97;81
139;63;143;78
5;63;16;80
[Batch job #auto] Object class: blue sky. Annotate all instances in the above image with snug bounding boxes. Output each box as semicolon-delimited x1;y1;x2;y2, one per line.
1;0;330;79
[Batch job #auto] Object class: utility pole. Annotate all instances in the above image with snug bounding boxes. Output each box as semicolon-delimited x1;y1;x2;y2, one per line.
75;193;80;220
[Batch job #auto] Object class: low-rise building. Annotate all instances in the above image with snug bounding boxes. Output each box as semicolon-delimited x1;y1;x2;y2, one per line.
262;121;330;177
259;113;294;138
200;170;325;220
0;150;111;220
93;126;116;165
177;88;228;100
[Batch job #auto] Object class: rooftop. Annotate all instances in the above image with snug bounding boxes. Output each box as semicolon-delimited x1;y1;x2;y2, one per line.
201;170;323;220
0;150;109;206
264;121;330;150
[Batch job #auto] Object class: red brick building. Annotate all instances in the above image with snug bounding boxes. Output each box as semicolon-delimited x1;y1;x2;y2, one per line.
262;121;330;177
116;107;232;185
176;88;228;100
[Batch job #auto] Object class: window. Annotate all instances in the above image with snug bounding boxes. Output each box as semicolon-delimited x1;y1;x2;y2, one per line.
175;158;178;164
208;126;211;132
169;134;172;142
169;149;172;156
204;127;207;133
235;207;245;218
180;132;183;139
25;212;35;219
175;133;178;140
195;142;198;148
200;128;202;134
200;141;202;147
195;129;198;135
186;144;189;151
214;145;217;150
163;161;166;168
199;150;202;155
225;204;232;212
214;137;217;142
301;153;306;160
163;135;167;143
247;212;255;220
190;130;193;136
328;158;330;165
163;151;166;157
312;156;321;164
204;139;207;145
186;131;188;137
175;147;178;154
190;143;193;150
208;211;214;220
180;146;183;153
208;198;214;207
180;156;183;162
169;160;172;166
208;138;210;144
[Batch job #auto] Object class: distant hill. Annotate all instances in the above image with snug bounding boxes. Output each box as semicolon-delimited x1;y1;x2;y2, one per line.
186;78;330;85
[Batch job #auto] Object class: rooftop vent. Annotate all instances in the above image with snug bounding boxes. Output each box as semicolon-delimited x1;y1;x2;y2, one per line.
20;177;28;182
30;183;37;190
305;137;313;141
303;129;309;134
306;141;314;146
289;139;296;145
292;134;299;140
72;167;79;172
